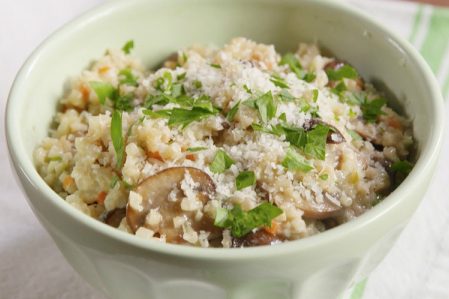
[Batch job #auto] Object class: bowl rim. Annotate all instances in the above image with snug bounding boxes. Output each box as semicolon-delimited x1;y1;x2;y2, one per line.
5;0;445;260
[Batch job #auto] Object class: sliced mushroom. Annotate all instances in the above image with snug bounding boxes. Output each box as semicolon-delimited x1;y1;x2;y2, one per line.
303;119;346;144
231;229;283;248
126;167;220;244
353;127;384;151
104;208;126;228
298;193;343;220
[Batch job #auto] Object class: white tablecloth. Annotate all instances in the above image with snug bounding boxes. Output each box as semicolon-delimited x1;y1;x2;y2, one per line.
1;1;448;298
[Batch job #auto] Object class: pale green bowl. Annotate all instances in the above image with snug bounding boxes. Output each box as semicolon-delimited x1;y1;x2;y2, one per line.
5;0;445;298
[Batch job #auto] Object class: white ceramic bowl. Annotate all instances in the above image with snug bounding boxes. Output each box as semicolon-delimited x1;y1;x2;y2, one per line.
5;0;445;298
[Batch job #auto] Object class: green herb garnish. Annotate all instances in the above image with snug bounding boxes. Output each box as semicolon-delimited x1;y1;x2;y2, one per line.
270;74;289;88
186;146;208;152
111;110;125;168
214;203;283;238
118;68;138;86
303;124;329;160
319;173;329;180
347;129;362;141
236;171;256;190
282;148;313;172
361;98;386;123
243;84;253;94
193;80;202;89
168;107;217;128
304;73;316;83
326;65;358;81
312;89;319;102
89;81;116;105
244;91;277;123
280;53;304;79
177;73;187;81
391;160;413;174
227;101;240;122
278;89;295;102
122;40;134;54
210;63;221;69
209;150;235;173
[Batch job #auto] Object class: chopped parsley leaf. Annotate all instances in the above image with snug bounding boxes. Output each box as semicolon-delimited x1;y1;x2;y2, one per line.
112;94;134;112
214;203;283;238
193;80;202;89
143;109;171;119
168;106;217;128
210;63;221;69
303;124;329;160
118;68;138;86
121;40;134;54
319;173;329;180
186;146;208;152
243;84;253;94
331;82;347;96
278;89;295;102
279;112;287;122
361;98;386;123
89;81;116;105
110;174;120;188
391;160;413;174
312;89;319;102
244;91;277;123
280;52;304;79
209;150;234;173
304;72;316;83
177;73;187;81
282;148;313;172
236;171;256;190
347;129;362;141
326;65;358;81
270;74;289;88
227;101;240;122
111;110;125;168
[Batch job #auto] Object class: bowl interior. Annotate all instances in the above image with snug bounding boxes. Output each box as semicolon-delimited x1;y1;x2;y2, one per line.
7;0;443;254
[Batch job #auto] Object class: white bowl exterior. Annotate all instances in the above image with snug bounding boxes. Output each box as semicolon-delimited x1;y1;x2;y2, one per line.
6;0;445;298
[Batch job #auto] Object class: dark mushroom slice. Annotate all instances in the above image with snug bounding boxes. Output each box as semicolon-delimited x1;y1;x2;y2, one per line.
126;167;221;244
232;229;284;248
303;119;346;144
104;208;126;228
298;192;343;220
353;126;384;151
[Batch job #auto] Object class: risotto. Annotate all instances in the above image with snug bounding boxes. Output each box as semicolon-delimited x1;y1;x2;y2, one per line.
34;38;414;248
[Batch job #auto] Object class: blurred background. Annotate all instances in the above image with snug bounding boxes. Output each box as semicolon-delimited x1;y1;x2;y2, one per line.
1;1;448;299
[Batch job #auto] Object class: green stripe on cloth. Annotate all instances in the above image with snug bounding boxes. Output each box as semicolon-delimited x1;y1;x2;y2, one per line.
419;9;449;74
350;279;368;299
409;4;424;44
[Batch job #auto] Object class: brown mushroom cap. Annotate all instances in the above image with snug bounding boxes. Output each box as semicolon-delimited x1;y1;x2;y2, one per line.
298;193;343;220
126;167;220;244
105;208;126;228
232;229;284;248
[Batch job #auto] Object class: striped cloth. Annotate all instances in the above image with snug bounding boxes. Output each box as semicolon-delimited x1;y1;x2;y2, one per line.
342;1;449;298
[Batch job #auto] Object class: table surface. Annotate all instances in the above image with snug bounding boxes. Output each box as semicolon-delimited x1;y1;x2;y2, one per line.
1;1;449;299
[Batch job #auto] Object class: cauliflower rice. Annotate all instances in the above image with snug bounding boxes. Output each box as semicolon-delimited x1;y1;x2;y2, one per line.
34;38;414;248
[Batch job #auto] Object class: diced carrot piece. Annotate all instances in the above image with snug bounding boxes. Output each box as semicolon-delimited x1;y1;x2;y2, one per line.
263;221;278;235
63;176;75;189
186;154;196;161
148;151;163;161
387;117;402;129
80;84;90;104
97;191;107;205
